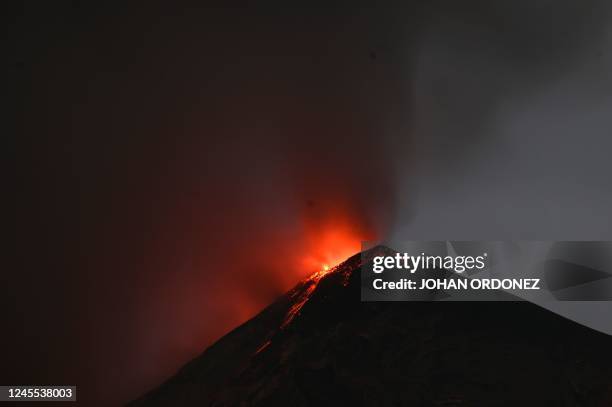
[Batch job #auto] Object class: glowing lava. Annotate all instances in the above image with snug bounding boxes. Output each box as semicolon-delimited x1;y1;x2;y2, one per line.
278;204;375;329
281;244;363;330
300;225;363;278
280;265;331;329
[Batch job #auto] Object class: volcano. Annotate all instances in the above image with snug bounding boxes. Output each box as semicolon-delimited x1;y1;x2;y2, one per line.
130;247;612;406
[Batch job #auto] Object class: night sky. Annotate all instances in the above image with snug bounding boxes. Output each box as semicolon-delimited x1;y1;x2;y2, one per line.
9;2;612;405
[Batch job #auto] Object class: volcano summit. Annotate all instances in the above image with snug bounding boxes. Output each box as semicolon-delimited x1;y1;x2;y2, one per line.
130;247;612;406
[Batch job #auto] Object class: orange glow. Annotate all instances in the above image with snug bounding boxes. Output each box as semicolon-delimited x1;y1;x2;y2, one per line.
297;198;374;280
300;225;363;275
280;214;370;329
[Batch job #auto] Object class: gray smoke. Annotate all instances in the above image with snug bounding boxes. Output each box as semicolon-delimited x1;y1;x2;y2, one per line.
388;0;612;241
384;1;612;336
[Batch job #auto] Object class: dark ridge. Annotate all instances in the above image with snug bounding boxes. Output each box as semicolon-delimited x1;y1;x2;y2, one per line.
130;248;612;406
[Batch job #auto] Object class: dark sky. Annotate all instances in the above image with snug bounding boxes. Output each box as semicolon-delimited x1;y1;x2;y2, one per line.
9;2;612;406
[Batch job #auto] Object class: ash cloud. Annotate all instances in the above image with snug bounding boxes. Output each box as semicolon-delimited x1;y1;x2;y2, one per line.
9;2;612;406
390;0;612;240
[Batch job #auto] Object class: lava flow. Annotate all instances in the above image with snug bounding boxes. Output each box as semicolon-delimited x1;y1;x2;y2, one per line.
282;253;360;329
280;262;340;329
280;205;374;328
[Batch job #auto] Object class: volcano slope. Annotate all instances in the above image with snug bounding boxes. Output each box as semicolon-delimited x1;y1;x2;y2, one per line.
130;247;612;406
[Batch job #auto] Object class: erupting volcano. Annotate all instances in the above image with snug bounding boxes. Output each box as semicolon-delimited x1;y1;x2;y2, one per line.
131;247;612;406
